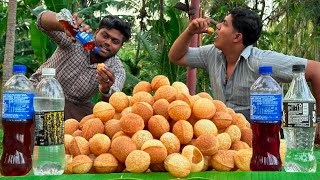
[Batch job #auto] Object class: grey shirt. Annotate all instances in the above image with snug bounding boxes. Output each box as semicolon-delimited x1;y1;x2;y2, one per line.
186;45;307;118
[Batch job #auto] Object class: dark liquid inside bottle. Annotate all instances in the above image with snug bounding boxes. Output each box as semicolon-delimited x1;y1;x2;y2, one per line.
59;20;96;51
1;119;33;176
250;121;282;171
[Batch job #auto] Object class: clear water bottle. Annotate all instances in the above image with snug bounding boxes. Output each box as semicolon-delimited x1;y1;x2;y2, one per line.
1;65;34;176
283;64;317;172
32;68;65;175
250;66;282;171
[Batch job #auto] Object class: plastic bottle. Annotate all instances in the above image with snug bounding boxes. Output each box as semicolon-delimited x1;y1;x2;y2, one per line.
32;68;65;175
250;66;282;171
283;64;317;172
56;8;99;53
1;65;35;176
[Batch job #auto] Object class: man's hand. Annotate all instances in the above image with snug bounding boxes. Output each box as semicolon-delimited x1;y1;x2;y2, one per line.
187;17;211;35
63;13;93;42
97;65;115;94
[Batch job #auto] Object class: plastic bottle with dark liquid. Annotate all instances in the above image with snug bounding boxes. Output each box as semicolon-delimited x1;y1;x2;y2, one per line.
1;65;35;176
250;66;282;171
57;9;99;53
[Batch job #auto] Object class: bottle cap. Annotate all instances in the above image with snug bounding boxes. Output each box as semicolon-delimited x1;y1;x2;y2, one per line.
93;47;100;54
259;66;272;75
42;68;56;76
13;65;27;73
292;64;305;72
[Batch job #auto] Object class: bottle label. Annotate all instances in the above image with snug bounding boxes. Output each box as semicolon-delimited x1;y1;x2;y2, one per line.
283;102;316;127
250;94;282;121
2;92;34;120
75;31;93;45
34;111;64;146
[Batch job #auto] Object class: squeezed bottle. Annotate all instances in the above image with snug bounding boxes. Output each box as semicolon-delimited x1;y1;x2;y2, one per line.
56;8;99;53
283;64;317;172
1;65;35;176
32;68;65;175
250;66;282;171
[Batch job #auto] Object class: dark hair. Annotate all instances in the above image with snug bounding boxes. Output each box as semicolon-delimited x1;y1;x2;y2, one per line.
99;15;131;42
230;8;262;47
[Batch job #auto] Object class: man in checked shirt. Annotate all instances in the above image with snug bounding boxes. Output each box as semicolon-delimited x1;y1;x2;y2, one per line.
29;10;131;121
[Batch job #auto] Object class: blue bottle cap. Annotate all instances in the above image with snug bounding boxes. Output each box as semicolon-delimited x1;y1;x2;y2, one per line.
259;66;272;75
93;47;100;54
13;65;27;73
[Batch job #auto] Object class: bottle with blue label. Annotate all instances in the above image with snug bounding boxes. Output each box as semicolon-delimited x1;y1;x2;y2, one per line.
56;8;99;54
283;64;317;172
250;66;282;171
1;65;35;176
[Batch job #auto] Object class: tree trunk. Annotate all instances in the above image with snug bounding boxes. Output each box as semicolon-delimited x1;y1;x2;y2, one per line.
1;0;17;116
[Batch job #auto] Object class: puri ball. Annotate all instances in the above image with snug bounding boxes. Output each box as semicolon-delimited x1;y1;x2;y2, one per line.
152;99;170;119
231;113;248;130
151;75;170;91
172;81;189;96
97;63;105;72
64;154;73;174
65;119;79;134
125;150;151;173
130;91;154;106
240;127;253;147
64;134;74;154
82;118;105;140
176;92;194;108
94;153;118;173
194;119;218;137
79;114;95;129
212;100;228;113
131;130;154;149
231;141;250;151
211;112;232;129
148;115;170;139
141;139;167;164
89;133;111;156
168;100;191;121
194;134;219;156
154;85;176;103
164;153;191;178
69;136;90;156
110;136;137;163
72;129;83;137
93;101;115;123
72;155;93;174
172;120;193;144
160;132;180;155
131;102;153;125
109;92;130;113
119;113;145;136
197;92;213;100
104;119;121;139
225;125;242;143
216;132;232;150
211;150;235;171
181;145;204;172
133;81;152;94
121;106;132;117
192;98;216;119
234;148;252;171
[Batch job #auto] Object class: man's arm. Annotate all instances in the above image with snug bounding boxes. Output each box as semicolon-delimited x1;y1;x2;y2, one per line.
168;18;211;66
39;11;65;32
305;60;320;116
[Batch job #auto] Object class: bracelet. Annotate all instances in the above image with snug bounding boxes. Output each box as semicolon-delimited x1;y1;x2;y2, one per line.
99;88;113;97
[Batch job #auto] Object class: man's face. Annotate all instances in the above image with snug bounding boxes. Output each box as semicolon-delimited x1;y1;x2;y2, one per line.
94;28;125;59
214;15;240;50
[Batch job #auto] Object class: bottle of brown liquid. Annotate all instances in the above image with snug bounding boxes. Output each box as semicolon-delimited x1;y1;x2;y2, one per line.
56;9;99;53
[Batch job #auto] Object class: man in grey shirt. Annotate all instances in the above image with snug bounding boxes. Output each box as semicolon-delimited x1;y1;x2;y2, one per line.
168;8;320;120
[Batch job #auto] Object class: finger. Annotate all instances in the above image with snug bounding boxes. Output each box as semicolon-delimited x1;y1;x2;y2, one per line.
105;68;115;82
